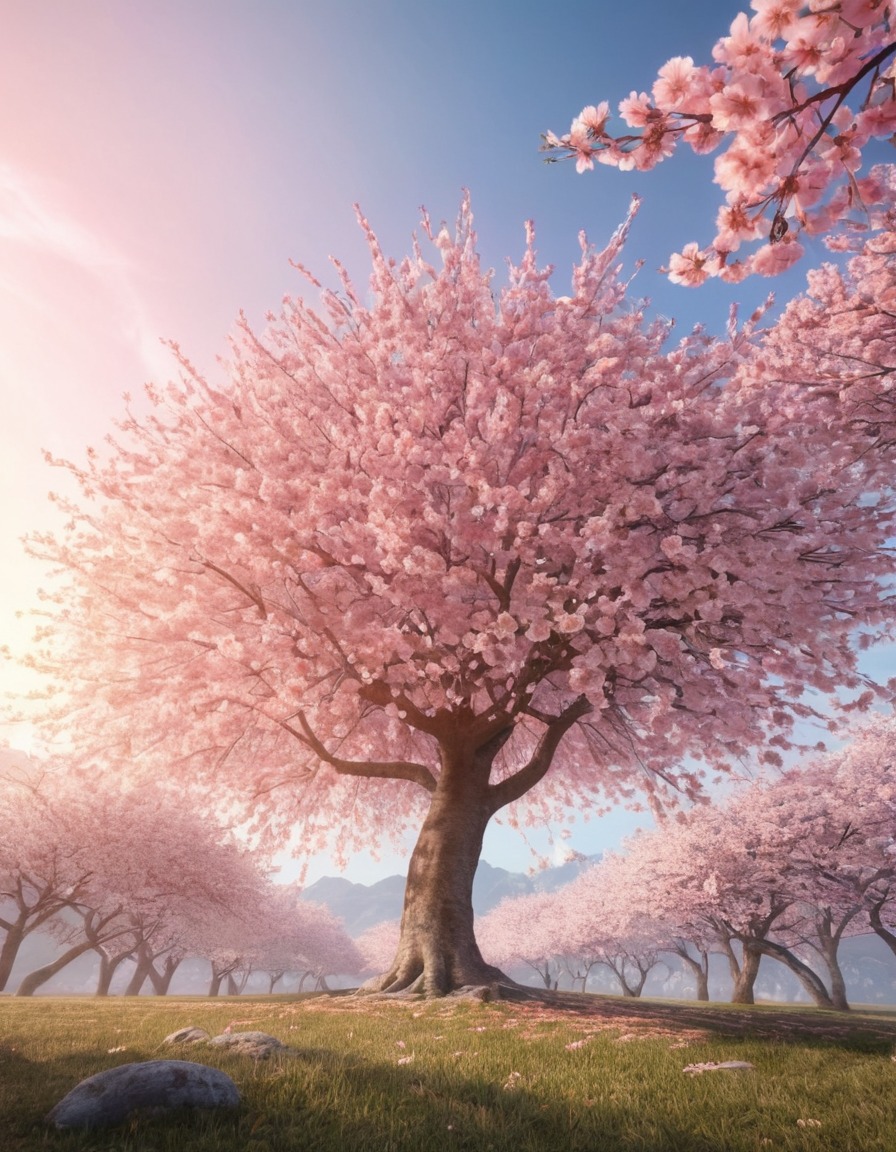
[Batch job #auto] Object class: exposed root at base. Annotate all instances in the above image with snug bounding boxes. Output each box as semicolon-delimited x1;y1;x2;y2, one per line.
353;978;562;1003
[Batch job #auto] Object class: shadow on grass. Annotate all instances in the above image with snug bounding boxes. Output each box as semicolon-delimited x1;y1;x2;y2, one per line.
0;1043;780;1152
524;990;896;1053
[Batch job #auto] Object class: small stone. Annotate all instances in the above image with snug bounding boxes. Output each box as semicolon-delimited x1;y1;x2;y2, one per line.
162;1027;211;1046
46;1059;239;1130
207;1031;286;1058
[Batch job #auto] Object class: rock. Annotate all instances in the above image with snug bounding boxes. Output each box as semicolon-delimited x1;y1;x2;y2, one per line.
162;1027;211;1046
46;1059;240;1130
208;1031;286;1058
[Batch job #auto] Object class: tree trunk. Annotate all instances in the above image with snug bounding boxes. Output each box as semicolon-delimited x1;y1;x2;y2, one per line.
208;971;224;996
730;942;761;1004
96;953;116;997
757;939;835;1009
124;956;153;996
16;940;95;996
811;910;855;1012
149;957;179;995
0;920;25;993
868;901;896;959
671;941;710;1002
360;747;509;996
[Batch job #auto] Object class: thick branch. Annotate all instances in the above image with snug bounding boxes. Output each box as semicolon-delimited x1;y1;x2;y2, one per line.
488;695;592;811
283;710;437;792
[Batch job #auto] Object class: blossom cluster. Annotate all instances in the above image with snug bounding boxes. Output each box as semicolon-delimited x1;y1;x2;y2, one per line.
547;2;896;280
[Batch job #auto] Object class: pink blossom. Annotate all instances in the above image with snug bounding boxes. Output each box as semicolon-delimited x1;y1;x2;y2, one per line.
578;102;610;135
748;237;805;275
652;57;699;111
666;244;714;286
618;91;656;128
546;2;896;278
709;75;774;132
749;0;803;42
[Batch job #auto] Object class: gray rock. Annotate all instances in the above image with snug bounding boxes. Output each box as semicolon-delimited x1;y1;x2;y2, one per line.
208;1030;286;1058
46;1059;240;1130
162;1027;211;1046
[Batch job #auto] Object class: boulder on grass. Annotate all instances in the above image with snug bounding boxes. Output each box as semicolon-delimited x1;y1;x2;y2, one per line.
162;1027;211;1046
208;1031;286;1058
46;1059;240;1130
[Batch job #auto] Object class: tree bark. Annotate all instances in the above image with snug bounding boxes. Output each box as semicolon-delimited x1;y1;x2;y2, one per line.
868;901;896;959
756;939;836;1010
730;942;762;1004
0;920;25;993
360;734;510;996
810;908;856;1012
95;950;130;996
148;955;180;995
124;955;153;996
16;940;95;996
671;942;710;1001
350;701;590;998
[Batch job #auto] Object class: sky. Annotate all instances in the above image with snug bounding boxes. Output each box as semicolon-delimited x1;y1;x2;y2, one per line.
0;1;889;883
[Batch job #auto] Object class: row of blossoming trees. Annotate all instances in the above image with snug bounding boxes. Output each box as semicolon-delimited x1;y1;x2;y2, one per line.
468;717;896;1010
0;754;362;996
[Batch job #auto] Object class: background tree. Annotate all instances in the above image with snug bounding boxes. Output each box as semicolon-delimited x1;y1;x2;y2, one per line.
477;890;567;990
555;854;667;997
21;197;896;997
252;885;363;993
0;767;95;992
356;920;402;981
8;778;266;997
546;2;896;281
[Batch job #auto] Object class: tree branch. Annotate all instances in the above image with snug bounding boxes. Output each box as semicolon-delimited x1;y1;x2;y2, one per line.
281;710;437;793
488;695;592;811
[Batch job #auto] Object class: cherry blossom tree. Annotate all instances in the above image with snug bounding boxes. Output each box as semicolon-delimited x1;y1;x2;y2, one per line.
745;226;896;443
0;768;95;992
786;718;896;976
8;777;267;997
252;885;364;992
20;196;896;997
113;833;272;996
611;731;896;1009
356;919;402;979
553;855;667;997
477;890;567;990
547;2;896;281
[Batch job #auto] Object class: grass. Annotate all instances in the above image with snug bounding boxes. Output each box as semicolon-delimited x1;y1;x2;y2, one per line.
1;991;895;1151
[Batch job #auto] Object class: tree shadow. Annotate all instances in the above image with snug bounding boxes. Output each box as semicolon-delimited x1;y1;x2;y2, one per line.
513;989;896;1053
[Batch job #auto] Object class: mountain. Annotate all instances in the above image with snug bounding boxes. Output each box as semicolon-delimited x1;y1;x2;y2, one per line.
300;854;600;937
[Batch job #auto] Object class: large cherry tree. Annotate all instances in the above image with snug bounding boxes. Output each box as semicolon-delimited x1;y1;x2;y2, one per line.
21;198;896;996
547;1;896;281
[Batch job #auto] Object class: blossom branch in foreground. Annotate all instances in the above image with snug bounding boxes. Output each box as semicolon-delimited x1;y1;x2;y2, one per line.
546;2;896;281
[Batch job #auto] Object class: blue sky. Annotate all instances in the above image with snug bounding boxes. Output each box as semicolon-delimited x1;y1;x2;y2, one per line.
0;1;884;882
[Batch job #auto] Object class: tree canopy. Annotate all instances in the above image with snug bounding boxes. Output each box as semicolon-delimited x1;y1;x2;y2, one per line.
19;197;896;993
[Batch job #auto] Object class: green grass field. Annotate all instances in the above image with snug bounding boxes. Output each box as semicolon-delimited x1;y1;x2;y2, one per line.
1;992;895;1151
